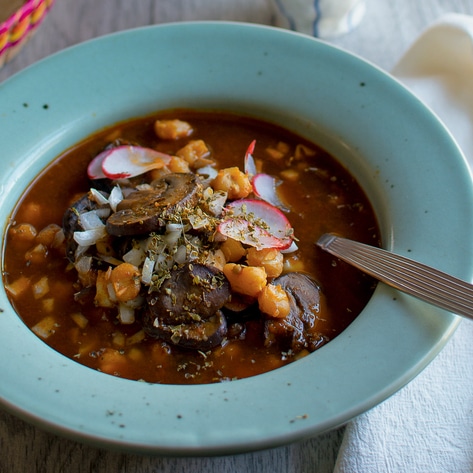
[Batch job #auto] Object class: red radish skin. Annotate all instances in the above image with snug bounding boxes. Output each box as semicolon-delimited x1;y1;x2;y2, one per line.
218;198;294;250
252;173;287;209
101;146;172;179
244;140;257;176
87;149;112;179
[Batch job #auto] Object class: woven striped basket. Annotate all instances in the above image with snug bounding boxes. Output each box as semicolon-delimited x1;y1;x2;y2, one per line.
0;0;55;68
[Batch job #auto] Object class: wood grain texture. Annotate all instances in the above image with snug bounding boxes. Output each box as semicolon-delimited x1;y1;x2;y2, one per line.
1;1;472;472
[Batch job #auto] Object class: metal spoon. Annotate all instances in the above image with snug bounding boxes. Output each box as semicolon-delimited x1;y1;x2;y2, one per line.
316;233;473;320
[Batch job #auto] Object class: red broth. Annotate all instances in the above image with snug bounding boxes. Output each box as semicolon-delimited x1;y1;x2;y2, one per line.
3;111;380;384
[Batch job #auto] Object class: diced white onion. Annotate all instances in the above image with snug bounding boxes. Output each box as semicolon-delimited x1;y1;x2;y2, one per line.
109;185;124;212
123;247;146;266
79;211;105;230
163;230;181;249
197;165;218;186
74;256;93;275
155;253;173;271
32;276;49;299
141;257;155;285
118;303;135;324
121;186;135;197
166;223;185;233
204;249;226;270
155;253;167;267
74;244;90;260
203;187;212;199
135;183;153;191
107;282;117;302
94;208;111;219
31;316;57;339
174;245;188;264
124;295;145;309
207;190;227;216
188;214;209;230
89;188;110;206
73;227;107;247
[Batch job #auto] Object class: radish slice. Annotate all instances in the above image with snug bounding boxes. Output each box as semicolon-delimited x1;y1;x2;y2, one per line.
218;218;287;249
219;199;294;249
87;149;112;179
244;140;257;176
243;141;289;211
101;146;173;179
252;173;288;210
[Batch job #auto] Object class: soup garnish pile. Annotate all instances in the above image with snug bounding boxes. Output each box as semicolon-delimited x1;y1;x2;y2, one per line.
3;111;379;384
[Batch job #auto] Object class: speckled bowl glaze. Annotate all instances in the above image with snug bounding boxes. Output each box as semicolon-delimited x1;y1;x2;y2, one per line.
1;22;472;455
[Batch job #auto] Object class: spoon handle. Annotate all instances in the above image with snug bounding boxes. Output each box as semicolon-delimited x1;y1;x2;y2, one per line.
317;233;473;320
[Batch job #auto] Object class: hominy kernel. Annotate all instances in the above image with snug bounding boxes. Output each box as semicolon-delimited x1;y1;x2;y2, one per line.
5;276;31;297
176;140;213;168
280;169;299;181
25;243;48;264
223;263;267;297
246;247;284;278
35;224;62;246
71;312;89;329
154;119;193;140
32;276;49;299
110;263;141;302
9;223;37;242
42;298;54;313
168;156;191;173
220;238;246;262
31;316;57;339
258;284;291;319
126;330;146;346
22;202;42;226
211;167;252;200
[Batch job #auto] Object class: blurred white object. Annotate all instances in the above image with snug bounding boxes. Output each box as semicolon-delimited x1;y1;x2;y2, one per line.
392;13;473;168
270;0;366;38
335;13;473;473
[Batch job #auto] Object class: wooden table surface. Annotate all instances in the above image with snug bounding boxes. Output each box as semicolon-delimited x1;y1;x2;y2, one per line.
1;1;472;472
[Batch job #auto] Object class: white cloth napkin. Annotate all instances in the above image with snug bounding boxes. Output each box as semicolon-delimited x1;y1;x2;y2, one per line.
334;14;473;473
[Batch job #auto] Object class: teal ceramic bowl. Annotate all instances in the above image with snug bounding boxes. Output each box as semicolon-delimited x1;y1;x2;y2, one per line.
1;22;472;455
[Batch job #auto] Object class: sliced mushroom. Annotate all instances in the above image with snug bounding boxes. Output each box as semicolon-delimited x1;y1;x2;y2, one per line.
143;263;231;350
143;308;228;351
106;173;202;236
264;272;324;352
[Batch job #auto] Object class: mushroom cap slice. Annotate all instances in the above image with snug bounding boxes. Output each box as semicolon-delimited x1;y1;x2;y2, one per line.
106;173;202;236
143;263;231;350
143;309;228;351
264;272;325;352
146;263;231;325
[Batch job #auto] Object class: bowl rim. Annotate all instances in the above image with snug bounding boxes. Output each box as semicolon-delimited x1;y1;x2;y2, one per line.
0;21;472;455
